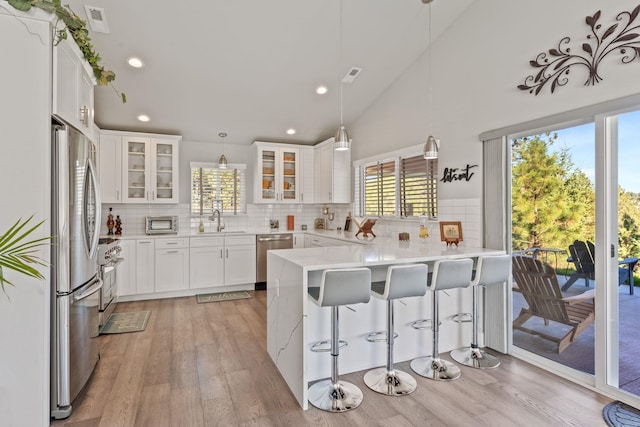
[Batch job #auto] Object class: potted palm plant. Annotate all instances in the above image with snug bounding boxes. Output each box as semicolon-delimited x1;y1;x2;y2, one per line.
0;216;50;297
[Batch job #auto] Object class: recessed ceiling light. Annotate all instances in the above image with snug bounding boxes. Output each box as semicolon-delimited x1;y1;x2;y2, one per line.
316;85;328;95
286;128;296;135
137;114;150;122
127;57;145;68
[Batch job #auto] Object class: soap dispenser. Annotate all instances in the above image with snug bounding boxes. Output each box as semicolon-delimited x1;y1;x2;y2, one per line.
419;212;429;241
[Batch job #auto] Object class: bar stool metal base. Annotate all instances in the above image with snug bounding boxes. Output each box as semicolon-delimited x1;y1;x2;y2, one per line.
308;379;364;412
450;346;500;369
363;368;417;396
410;356;461;381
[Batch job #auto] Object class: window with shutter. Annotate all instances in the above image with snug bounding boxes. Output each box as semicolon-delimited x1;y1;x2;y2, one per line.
191;162;246;215
363;160;396;217
354;145;437;219
400;155;438;219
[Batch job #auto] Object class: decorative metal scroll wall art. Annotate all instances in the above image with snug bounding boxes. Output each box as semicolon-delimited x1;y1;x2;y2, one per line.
518;4;640;95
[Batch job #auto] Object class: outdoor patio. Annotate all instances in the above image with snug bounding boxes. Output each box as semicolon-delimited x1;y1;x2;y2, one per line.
512;273;640;396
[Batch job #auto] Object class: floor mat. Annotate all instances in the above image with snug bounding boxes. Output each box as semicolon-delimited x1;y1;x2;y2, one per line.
603;401;640;426
99;310;150;334
196;290;252;303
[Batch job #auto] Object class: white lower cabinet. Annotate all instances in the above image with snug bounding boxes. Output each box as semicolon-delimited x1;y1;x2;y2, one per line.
116;239;136;296
293;233;305;248
119;234;257;298
225;235;257;285
135;239;155;294
155;237;190;292
189;236;225;289
189;234;256;289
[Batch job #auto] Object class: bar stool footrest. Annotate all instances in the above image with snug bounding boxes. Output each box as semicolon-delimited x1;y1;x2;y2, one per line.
365;331;399;343
411;319;434;330
447;312;472;323
310;339;348;353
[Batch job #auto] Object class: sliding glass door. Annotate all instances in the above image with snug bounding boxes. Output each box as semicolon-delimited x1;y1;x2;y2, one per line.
510;122;596;375
509;108;640;401
605;109;640;397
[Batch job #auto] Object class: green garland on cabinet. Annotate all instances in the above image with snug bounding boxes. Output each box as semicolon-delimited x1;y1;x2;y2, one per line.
7;0;126;103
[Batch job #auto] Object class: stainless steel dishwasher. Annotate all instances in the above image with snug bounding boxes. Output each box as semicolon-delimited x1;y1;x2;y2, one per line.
256;233;293;284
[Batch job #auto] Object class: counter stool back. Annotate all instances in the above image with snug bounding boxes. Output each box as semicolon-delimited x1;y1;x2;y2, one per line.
364;263;428;396
450;255;511;368
307;267;371;412
410;258;474;381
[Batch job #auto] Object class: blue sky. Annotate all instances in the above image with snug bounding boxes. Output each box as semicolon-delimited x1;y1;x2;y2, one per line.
543;110;640;193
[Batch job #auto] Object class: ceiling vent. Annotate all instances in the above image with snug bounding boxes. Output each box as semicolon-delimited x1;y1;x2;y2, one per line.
84;6;110;33
341;67;362;84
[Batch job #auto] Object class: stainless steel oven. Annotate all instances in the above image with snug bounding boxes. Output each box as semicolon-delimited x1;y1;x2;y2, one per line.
97;238;123;326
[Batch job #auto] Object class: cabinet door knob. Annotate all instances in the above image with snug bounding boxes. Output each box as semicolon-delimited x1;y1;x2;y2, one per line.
79;106;89;126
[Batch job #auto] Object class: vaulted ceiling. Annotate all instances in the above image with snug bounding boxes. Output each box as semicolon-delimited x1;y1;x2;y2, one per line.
64;0;474;145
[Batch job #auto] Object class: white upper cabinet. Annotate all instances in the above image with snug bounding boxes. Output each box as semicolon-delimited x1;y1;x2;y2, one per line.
123;135;180;203
254;141;300;204
299;147;314;204
98;130;181;204
53;37;95;138
313;138;351;204
99;133;122;203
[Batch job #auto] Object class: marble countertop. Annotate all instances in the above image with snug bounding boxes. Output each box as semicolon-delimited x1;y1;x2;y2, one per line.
269;239;505;270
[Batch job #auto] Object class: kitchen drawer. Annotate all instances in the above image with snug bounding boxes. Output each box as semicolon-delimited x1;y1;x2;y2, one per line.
155;237;189;249
190;236;224;248
225;235;256;246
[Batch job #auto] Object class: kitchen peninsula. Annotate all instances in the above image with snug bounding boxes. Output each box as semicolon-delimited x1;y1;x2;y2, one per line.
266;237;505;409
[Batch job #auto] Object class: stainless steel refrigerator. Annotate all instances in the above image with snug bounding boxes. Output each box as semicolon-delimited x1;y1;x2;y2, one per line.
50;119;102;419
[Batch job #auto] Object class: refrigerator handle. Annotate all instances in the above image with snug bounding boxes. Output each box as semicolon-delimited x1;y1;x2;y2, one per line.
73;277;103;302
86;158;102;259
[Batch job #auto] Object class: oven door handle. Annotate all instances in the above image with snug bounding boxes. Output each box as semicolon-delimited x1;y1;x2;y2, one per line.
101;257;124;274
74;278;103;303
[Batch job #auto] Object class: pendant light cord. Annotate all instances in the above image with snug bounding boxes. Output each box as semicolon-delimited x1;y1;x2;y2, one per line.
339;0;344;126
428;2;432;135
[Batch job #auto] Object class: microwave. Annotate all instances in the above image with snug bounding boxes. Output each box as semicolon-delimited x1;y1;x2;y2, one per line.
145;216;178;234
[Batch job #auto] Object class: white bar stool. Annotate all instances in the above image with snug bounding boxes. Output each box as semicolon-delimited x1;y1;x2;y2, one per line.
364;263;428;396
450;254;511;368
307;267;372;412
410;258;474;381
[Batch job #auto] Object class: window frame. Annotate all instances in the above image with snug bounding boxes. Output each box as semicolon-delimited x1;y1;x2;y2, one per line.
354;144;438;219
190;161;247;216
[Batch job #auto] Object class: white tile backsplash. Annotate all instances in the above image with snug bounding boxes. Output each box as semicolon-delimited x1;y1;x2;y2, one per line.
100;198;482;245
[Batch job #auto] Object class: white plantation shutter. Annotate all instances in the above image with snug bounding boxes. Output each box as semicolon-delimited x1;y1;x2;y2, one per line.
354;146;439;219
363;159;396;217
191;162;246;215
400;155;438;219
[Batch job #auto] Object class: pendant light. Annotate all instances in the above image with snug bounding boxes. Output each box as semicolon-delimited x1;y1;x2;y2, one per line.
334;0;350;151
423;0;439;160
218;132;228;169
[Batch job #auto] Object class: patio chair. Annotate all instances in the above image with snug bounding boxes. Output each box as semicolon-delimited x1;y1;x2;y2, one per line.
562;240;595;291
512;255;595;353
562;240;637;295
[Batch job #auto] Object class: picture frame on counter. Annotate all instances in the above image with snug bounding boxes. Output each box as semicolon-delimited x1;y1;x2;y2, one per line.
439;221;463;246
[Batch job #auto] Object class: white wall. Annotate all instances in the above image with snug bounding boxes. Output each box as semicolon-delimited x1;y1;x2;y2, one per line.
351;0;640;201
0;9;52;427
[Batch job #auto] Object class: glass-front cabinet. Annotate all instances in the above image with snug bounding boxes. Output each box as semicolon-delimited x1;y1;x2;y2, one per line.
122;136;179;203
154;141;177;202
254;142;299;203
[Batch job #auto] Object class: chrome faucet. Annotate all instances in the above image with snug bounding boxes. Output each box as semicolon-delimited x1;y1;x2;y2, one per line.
209;209;225;232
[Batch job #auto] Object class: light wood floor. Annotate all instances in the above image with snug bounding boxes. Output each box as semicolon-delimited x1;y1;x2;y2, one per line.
51;291;611;427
